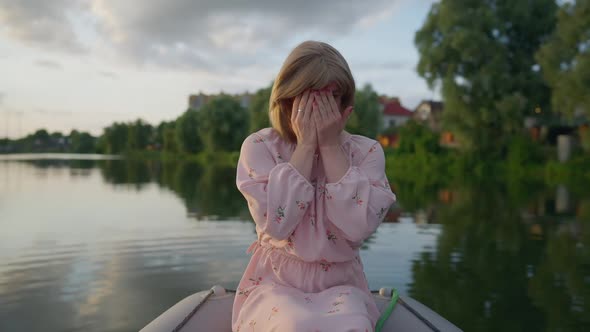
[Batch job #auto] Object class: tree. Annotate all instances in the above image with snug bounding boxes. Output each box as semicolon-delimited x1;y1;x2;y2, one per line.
101;122;128;154
163;122;178;153
69;130;96;153
127;119;153;151
346;83;382;139
415;0;557;155
175;110;203;154
536;0;590;119
249;82;273;132
198;95;249;152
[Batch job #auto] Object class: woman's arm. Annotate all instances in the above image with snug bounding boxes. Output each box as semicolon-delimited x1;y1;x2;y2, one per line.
236;133;315;240
322;142;396;243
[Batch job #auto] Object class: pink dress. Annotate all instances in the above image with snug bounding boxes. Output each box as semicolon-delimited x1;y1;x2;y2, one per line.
231;127;397;332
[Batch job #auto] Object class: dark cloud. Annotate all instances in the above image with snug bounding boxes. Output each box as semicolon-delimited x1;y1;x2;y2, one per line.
0;0;401;71
34;59;63;69
0;0;88;52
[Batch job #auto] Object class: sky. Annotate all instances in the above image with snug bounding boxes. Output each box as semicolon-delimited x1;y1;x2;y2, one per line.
0;0;440;139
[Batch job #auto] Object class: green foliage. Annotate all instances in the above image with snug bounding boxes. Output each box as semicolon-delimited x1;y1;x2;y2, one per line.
415;0;557;154
163;123;179;153
536;0;590;118
101;122;129;154
346;83;382;139
394;119;441;155
69;130;96;153
175;110;203;154
249;82;272;132
197;95;249;152
127;119;153;151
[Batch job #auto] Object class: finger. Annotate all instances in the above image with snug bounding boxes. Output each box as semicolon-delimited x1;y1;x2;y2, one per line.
303;90;315;123
321;91;337;120
297;90;311;125
299;89;310;114
316;91;328;121
291;94;301;123
312;98;321;126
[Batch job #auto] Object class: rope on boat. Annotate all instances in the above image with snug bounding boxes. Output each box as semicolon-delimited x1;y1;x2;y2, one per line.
171;288;215;332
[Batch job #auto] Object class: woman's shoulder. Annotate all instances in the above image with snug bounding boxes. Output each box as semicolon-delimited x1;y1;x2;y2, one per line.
242;127;289;152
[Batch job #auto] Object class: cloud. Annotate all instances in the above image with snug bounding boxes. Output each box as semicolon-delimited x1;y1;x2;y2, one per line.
34;59;63;69
99;70;118;79
0;0;88;52
0;0;402;72
356;60;413;71
0;91;4;105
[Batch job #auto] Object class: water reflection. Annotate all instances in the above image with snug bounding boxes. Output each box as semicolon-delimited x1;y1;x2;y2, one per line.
408;184;590;332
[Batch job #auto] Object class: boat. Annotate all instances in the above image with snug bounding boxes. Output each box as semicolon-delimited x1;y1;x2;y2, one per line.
140;285;463;331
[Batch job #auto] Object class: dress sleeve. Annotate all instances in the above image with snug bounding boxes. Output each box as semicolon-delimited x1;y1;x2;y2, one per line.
324;142;396;243
236;133;315;240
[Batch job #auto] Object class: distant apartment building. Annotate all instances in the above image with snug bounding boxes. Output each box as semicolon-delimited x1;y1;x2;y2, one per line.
188;91;253;111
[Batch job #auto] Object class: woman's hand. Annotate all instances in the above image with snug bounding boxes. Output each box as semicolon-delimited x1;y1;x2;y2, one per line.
313;89;353;148
291;89;318;148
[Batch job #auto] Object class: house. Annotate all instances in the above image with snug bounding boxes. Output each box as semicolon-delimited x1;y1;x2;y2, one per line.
414;100;444;131
376;97;413;148
380;97;413;128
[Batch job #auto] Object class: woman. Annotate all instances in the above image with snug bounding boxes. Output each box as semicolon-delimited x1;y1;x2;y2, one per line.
232;40;397;332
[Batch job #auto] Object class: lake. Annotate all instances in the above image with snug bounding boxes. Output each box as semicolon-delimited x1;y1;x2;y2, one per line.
0;155;588;331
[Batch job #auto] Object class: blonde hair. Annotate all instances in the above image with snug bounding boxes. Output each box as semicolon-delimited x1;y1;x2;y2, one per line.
269;40;356;144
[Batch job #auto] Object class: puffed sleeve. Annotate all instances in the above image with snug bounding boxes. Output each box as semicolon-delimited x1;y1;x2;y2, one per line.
324;142;396;243
236;133;315;240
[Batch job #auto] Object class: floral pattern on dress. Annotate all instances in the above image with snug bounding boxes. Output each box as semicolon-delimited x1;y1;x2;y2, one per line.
267;306;279;320
249;319;257;331
238;287;252;297
248;168;255;179
296;200;309;210
326;229;338;244
249;276;262;286
352;189;363;206
252;137;264;143
304;296;313;304
275;206;285;224
309;212;316;226
319;259;332;272
318;185;332;200
377;207;387;219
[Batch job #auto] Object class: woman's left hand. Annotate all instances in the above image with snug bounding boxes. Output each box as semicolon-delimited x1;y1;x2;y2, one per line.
312;90;354;148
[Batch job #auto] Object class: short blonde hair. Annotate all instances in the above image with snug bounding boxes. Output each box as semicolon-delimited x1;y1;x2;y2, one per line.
269;40;356;144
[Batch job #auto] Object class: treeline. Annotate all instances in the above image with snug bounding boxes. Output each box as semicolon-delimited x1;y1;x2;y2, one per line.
0;82;386;155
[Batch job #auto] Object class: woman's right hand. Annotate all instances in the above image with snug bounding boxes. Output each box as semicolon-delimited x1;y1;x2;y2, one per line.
291;89;317;148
